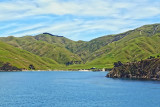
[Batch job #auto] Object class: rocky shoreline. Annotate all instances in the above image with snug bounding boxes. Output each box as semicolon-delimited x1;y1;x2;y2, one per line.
106;58;160;80
0;63;22;71
0;62;107;72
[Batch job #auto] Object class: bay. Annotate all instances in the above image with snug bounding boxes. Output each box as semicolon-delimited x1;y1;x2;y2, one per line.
0;71;160;107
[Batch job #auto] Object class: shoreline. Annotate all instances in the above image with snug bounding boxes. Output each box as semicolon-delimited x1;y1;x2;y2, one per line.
0;70;109;72
22;70;108;72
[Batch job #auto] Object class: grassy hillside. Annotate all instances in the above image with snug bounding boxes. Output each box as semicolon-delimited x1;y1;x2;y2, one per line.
86;33;160;68
0;31;138;63
67;23;160;62
64;24;160;69
35;33;75;46
0;23;160;70
65;34;128;62
0;35;81;64
22;41;81;64
18;33;130;62
0;41;60;70
86;24;160;59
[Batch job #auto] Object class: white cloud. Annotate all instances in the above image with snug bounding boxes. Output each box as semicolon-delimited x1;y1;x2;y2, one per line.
0;0;160;20
3;23;46;35
0;0;160;40
9;18;142;40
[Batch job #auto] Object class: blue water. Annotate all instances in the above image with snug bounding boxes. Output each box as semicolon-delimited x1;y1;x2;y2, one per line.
0;71;160;107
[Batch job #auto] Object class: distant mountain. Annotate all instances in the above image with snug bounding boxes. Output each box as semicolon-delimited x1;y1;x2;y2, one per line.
0;23;160;69
0;41;60;70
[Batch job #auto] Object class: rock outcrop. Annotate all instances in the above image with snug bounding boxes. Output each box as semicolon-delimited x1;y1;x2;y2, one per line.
0;63;22;71
107;58;160;80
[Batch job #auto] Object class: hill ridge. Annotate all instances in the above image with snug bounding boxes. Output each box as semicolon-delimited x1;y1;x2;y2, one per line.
0;23;160;69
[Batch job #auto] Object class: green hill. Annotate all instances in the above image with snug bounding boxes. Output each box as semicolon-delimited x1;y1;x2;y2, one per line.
24;33;129;62
0;23;160;70
22;41;81;64
66;23;160;62
86;28;160;68
0;32;134;64
0;41;60;70
65;24;160;69
0;34;81;65
65;34;128;62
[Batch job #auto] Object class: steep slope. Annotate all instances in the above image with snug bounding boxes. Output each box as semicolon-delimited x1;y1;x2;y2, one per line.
22;41;81;64
87;24;160;60
87;33;160;68
34;33;75;47
68;23;160;61
27;33;130;62
0;41;60;70
65;24;160;69
0;32;134;63
0;23;160;69
0;35;81;64
66;34;129;61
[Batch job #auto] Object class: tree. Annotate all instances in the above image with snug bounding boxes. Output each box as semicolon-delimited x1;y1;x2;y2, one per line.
148;56;155;59
29;64;35;70
114;61;123;67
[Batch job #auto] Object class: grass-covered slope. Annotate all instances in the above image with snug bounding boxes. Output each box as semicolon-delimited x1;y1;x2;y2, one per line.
87;33;160;68
87;24;160;59
0;41;60;70
69;23;160;62
66;34;128;62
0;35;81;64
66;24;160;69
22;41;81;64
0;23;160;69
0;30;137;64
30;33;130;62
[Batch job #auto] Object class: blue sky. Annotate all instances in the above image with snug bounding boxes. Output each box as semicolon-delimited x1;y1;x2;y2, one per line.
0;0;160;41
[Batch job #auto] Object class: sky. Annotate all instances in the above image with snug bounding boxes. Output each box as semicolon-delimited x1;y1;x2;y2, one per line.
0;0;160;41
